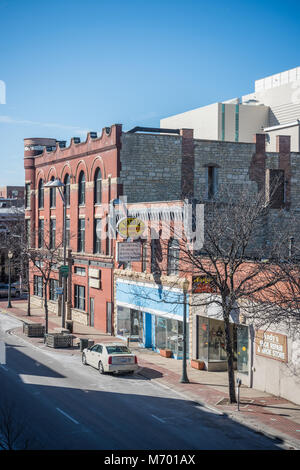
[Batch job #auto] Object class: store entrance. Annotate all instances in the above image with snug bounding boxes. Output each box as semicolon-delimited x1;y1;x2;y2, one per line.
196;316;240;371
116;306;144;343
130;309;143;342
155;316;187;359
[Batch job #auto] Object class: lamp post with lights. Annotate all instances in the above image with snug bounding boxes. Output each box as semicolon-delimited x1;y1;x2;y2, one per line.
44;179;67;328
180;278;190;383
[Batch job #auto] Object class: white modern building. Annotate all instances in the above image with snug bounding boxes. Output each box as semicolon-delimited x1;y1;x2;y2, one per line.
161;67;300;152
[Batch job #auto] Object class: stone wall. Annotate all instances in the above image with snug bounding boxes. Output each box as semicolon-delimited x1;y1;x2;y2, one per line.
120;132;182;203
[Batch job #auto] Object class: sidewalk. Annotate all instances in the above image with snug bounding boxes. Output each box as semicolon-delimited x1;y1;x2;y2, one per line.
1;298;300;449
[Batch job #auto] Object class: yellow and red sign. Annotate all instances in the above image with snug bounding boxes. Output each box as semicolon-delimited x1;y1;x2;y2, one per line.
192;276;216;293
117;217;145;239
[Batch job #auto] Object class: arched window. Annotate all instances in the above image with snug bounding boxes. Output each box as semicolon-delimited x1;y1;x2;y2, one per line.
64;174;70;206
38;179;44;209
78;171;85;206
50;176;56;208
167;239;179;275
94;168;102;204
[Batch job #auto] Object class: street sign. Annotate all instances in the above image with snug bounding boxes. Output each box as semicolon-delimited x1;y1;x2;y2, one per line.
59;265;69;277
55;287;64;295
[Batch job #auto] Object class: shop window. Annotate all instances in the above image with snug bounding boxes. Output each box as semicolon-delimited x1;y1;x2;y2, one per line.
116;307;143;341
237;325;249;375
155;316;188;358
208;319;227;361
196;316;237;364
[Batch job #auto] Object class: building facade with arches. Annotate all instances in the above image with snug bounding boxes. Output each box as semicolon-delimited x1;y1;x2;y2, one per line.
23;124;300;355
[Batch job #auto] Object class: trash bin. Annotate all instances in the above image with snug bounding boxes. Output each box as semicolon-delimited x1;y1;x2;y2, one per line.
65;320;73;334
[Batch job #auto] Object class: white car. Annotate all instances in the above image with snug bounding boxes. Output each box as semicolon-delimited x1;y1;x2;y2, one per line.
82;342;139;375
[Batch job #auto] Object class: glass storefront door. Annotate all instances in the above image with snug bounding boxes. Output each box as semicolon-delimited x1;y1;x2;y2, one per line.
196;316;240;366
116;306;143;342
130;309;143;342
155;316;188;358
208;318;227;361
237;324;249;374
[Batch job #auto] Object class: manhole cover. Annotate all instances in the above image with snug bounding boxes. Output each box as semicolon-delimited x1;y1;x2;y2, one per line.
216;398;254;407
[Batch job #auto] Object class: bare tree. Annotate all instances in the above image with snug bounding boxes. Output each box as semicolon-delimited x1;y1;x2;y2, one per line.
0;398;32;450
125;185;297;403
25;230;65;334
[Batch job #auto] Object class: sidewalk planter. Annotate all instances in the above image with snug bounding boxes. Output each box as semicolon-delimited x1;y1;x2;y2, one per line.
191;359;206;370
23;323;45;338
160;349;173;358
45;333;73;348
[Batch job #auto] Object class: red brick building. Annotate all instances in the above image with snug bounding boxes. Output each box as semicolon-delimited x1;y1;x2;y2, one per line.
24;125;300;335
24;128;123;332
23;125;196;333
0;185;24;204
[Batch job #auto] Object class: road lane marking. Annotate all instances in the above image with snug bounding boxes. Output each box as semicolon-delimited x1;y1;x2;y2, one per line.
56;408;80;425
151;414;166;423
0;341;5;364
0;364;8;371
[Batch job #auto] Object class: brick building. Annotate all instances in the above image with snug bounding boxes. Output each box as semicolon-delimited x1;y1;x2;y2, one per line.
0;186;24;207
24;125;300;332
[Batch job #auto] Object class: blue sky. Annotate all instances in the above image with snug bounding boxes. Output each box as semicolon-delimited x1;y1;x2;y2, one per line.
0;0;299;186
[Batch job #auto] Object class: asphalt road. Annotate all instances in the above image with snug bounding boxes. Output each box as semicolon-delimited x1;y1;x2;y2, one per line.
0;313;285;450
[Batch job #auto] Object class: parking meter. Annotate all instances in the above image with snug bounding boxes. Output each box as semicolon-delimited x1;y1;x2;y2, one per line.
236;378;242;410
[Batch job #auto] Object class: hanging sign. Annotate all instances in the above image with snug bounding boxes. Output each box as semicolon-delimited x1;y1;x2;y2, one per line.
192;276;216;293
118;242;142;262
117;217;145;239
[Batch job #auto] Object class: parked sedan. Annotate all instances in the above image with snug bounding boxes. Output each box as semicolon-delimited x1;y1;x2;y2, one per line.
82;342;138;375
0;284;17;298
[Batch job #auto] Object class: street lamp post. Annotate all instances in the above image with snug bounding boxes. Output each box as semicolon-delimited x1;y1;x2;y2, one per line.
7;250;13;308
44;179;67;328
180;278;190;384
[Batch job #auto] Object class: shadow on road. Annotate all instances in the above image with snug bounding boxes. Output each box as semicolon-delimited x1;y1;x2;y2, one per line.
0;343;287;451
